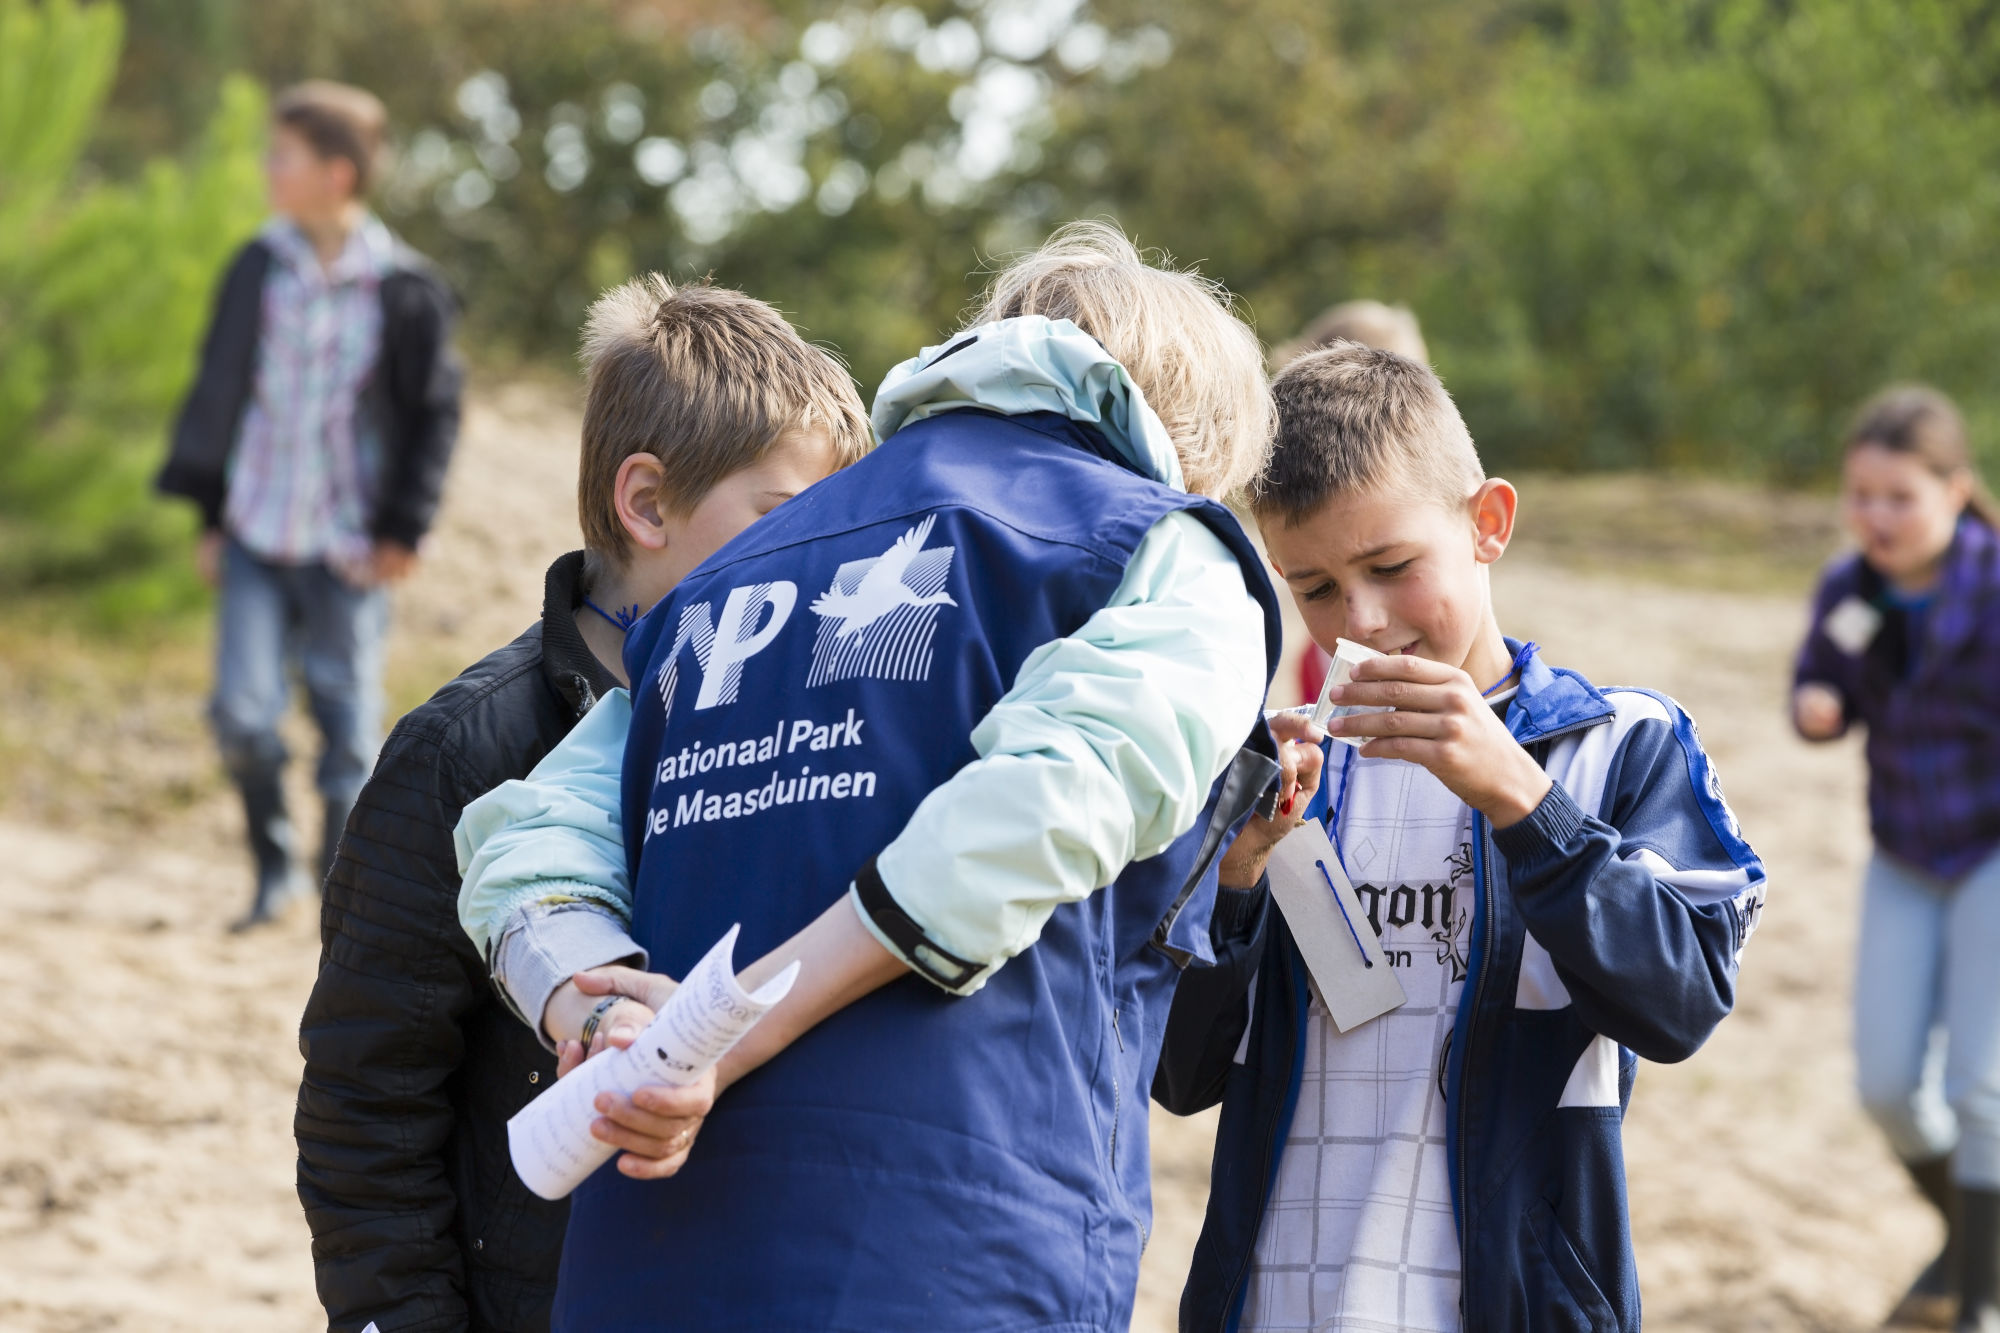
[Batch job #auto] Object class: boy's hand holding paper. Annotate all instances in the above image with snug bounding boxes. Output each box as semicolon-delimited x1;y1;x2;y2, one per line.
1321;652;1553;828
509;926;796;1199
554;967;718;1181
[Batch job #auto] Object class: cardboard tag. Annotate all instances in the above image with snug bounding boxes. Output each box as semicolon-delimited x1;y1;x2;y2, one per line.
1822;595;1883;656
1265;819;1405;1032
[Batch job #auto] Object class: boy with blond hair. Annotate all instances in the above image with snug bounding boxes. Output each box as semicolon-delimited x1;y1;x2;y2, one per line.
159;80;463;929
293;275;869;1333
1157;341;1768;1331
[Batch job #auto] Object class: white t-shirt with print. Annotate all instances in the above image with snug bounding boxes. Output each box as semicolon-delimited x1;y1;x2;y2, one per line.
1239;743;1479;1333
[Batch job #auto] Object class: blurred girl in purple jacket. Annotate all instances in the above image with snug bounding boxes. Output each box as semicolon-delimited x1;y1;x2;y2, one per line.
1793;386;2000;1333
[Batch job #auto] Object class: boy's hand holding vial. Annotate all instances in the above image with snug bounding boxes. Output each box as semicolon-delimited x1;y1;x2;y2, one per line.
1323;654;1554;829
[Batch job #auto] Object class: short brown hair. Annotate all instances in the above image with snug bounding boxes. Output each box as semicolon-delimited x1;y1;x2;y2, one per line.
968;221;1273;500
274;80;388;195
577;274;872;571
1255;340;1484;524
1276;299;1428;367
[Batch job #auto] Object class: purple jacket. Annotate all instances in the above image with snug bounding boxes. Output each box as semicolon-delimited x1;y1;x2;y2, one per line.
1794;514;2000;878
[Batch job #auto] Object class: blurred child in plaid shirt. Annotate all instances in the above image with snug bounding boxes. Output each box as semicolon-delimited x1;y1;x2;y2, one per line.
158;81;462;929
1793;385;2000;1332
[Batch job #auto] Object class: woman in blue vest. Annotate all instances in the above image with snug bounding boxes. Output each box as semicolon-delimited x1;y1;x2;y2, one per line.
457;222;1293;1331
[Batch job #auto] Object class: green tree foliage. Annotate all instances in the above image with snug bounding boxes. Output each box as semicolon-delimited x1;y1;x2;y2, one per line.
1425;0;2000;479
96;0;1049;374
0;0;264;608
12;0;1996;611
1043;0;1525;345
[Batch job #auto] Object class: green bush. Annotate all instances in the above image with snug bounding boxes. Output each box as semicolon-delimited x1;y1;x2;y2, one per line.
0;0;264;613
1421;0;2000;481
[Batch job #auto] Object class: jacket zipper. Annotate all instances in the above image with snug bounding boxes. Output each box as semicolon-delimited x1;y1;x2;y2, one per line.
1222;957;1310;1332
1108;1005;1122;1164
1455;711;1608;1330
1107;1004;1149;1252
1456;814;1495;1329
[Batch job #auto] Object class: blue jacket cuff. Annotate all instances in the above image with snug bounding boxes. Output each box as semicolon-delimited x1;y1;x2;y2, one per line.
1209;873;1268;942
1491;781;1588;869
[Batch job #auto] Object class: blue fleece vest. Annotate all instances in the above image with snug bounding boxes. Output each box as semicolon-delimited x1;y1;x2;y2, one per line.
552;410;1279;1332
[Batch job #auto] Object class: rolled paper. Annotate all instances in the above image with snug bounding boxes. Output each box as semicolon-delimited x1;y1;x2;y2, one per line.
507;924;798;1200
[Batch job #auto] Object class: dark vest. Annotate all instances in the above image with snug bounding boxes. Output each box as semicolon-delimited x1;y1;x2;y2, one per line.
557;409;1281;1332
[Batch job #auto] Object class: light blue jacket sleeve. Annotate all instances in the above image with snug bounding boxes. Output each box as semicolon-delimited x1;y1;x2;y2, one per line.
865;509;1268;994
455;511;1269;1008
455;689;636;974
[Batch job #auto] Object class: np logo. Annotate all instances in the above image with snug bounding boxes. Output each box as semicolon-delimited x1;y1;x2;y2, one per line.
652;513;957;724
805;515;957;686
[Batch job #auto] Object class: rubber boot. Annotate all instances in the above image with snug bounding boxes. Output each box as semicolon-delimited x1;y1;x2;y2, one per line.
1958;1188;2000;1333
1888;1156;1959;1328
318;794;354;889
229;770;299;932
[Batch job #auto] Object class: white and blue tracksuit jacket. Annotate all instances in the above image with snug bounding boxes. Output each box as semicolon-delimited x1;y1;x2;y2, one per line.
1156;644;1767;1332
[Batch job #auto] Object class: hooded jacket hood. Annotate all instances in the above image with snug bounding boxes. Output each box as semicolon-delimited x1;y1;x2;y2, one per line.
870;315;1186;492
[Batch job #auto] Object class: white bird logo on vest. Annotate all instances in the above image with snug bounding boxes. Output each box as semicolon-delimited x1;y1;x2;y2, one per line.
810;515;959;640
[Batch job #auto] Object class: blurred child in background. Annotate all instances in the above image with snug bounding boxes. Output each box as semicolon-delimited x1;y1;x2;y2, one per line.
1793;387;2000;1333
158;80;463;930
1280;300;1429;706
293;276;869;1333
1276;298;1429;370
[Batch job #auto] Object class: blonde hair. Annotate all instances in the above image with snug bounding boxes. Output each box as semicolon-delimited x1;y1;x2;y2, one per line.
967;220;1273;499
1257;340;1484;523
577;274;872;575
1277;299;1428;367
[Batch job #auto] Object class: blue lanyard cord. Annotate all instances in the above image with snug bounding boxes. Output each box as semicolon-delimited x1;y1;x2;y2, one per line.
1481;640;1538;698
1325;744;1357;872
1316;858;1376;969
583;597;643;634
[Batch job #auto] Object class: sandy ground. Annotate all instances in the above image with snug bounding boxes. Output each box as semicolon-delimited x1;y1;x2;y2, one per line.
0;386;1936;1331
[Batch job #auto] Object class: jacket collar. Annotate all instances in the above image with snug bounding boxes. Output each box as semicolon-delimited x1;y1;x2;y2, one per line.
260;212;396;287
539;551;620;721
1502;637;1615;744
868;315;1185;491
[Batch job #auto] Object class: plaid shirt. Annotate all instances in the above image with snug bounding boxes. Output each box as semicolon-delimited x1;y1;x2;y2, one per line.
222;215;392;575
1796;514;2000;879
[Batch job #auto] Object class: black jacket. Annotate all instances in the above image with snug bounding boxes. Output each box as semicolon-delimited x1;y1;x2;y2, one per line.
157;234;463;547
296;553;618;1333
